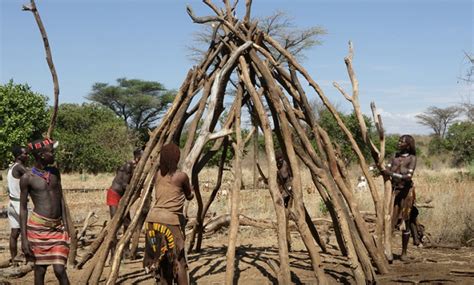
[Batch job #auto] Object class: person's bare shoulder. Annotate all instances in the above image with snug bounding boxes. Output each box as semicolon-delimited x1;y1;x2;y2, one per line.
20;171;33;185
174;171;189;183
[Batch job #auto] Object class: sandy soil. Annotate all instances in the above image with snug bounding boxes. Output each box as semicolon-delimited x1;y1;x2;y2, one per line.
0;174;472;284
1;218;473;284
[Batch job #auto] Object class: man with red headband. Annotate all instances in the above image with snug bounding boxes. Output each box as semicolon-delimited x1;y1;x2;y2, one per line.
20;138;71;285
106;148;143;259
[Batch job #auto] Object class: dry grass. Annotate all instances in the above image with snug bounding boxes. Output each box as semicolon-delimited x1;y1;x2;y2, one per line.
194;163;473;246
1;162;472;247
413;169;473;245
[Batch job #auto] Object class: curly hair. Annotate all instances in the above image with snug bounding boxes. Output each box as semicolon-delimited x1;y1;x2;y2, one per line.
11;145;24;158
159;143;181;176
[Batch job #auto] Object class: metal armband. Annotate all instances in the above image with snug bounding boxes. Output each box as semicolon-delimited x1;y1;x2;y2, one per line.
391;173;403;179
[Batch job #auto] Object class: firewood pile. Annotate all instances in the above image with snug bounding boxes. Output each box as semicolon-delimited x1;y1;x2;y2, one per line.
77;1;394;284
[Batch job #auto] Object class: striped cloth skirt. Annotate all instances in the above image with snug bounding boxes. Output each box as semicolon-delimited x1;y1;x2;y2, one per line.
27;211;70;265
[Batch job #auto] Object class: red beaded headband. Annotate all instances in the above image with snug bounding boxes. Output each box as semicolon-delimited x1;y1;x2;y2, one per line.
27;138;57;151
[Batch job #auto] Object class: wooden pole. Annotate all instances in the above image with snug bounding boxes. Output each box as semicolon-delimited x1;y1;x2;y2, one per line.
106;176;156;285
249;52;328;283
264;35;386;254
239;58;291;284
225;80;243;284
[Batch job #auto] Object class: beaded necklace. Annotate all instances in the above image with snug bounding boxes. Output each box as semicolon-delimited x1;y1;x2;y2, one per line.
32;167;51;184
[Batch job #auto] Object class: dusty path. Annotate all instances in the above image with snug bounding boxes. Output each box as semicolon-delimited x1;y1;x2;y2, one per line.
2;229;473;284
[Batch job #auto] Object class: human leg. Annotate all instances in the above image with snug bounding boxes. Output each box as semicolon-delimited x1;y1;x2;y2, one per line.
409;206;421;246
109;206;118;259
34;265;48;285
123;212;132;258
169;225;189;285
9;228;20;263
53;264;70;285
284;208;292;252
400;226;410;261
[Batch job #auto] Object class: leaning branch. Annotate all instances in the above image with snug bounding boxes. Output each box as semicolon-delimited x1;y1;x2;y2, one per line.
22;0;59;138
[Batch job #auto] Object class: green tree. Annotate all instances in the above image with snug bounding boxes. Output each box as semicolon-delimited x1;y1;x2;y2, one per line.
317;109;373;164
444;121;474;166
384;134;400;159
54;103;137;173
0;81;48;167
415;106;461;139
87;78;176;141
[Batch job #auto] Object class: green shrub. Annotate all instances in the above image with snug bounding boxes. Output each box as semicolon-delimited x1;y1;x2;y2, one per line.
0;81;48;167
54;103;137;173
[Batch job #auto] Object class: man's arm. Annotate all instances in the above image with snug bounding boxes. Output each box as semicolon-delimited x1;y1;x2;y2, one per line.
120;162;134;189
19;175;33;257
59;182;70;234
12;164;27;179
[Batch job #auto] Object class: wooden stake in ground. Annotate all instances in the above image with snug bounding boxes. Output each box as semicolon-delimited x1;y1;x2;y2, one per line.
225;80;243;284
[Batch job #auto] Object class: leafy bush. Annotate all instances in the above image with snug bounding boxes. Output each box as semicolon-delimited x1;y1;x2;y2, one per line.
54;103;137;173
317;109;373;163
444;121;474;166
0;81;48;167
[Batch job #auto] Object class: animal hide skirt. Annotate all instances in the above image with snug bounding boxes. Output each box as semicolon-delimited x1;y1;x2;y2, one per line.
392;186;415;229
143;222;186;282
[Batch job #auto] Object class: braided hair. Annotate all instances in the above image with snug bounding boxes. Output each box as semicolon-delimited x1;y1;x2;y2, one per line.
159;143;180;176
399;134;416;156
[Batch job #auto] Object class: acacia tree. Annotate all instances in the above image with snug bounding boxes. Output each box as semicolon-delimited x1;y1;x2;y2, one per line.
87;78;175;141
188;10;326;63
415;106;461;138
459;52;473;122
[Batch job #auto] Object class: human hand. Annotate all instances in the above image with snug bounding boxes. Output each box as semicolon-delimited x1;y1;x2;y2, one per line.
21;239;33;259
381;169;392;177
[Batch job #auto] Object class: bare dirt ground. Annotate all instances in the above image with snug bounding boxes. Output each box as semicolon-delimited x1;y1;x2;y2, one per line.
1;169;473;284
1;227;472;284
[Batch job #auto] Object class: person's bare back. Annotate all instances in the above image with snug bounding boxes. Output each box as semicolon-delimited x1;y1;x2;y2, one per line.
110;161;134;196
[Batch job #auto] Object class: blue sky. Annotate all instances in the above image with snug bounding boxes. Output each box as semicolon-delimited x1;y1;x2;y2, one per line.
1;0;472;134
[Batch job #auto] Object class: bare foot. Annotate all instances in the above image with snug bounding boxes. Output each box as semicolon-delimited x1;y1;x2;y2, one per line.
400;254;409;261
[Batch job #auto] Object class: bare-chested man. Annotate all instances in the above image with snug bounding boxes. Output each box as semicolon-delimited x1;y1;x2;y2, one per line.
20;138;70;285
144;143;194;285
7;145;28;265
276;150;293;251
383;134;420;261
106;148;143;257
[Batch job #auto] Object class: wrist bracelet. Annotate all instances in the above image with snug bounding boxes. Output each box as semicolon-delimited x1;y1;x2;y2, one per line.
391;173;403;179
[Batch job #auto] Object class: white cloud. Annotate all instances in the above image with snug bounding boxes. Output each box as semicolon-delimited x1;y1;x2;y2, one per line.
377;109;431;135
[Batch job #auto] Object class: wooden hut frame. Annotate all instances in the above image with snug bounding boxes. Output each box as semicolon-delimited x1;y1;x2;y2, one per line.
77;1;394;284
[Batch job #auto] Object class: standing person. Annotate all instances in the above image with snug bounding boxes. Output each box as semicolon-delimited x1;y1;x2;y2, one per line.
106;148;143;258
144;143;194;285
276;150;293;252
383;134;420;261
7;145;28;265
20;138;70;285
